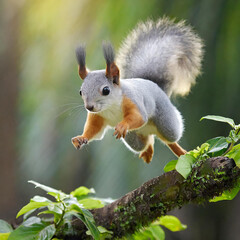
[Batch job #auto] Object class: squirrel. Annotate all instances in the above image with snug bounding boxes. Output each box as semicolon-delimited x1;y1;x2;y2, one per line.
71;17;203;163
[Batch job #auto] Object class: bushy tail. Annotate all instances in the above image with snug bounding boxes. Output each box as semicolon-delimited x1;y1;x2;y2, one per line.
116;17;203;97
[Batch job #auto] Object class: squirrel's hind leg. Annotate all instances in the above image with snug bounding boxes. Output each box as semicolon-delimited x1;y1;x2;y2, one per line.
139;135;155;163
123;132;155;163
167;142;187;157
155;130;187;157
152;110;187;157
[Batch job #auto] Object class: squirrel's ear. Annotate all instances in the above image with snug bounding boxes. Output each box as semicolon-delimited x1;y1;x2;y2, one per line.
76;45;88;80
102;41;120;85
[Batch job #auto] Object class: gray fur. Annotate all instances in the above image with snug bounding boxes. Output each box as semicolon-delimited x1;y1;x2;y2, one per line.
124;131;147;152
76;45;86;68
120;78;183;142
80;70;122;113
102;41;115;64
76;17;203;160
116;17;203;96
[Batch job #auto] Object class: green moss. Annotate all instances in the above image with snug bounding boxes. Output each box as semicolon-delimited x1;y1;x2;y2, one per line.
109;158;240;239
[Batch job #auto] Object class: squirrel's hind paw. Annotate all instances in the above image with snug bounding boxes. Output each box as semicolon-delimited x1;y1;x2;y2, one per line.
71;136;88;149
139;144;154;164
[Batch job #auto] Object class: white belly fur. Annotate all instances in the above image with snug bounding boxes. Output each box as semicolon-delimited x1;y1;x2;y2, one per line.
99;102;123;127
135;120;158;136
99;103;161;140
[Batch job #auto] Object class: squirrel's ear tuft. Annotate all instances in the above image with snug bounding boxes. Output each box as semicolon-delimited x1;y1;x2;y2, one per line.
76;45;88;80
103;41;115;64
102;41;120;85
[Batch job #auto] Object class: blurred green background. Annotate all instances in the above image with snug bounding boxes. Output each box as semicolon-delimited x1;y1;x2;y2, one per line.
1;0;240;239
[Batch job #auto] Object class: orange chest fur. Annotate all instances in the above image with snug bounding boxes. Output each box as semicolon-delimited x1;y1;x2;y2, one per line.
98;95;144;128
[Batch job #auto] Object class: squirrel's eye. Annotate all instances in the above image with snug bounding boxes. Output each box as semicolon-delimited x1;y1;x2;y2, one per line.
102;86;110;96
79;90;82;96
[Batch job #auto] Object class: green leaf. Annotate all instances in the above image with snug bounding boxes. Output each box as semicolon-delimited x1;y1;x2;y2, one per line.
0;232;10;240
226;144;240;166
198;143;210;154
201;115;235;128
93;197;115;206
28;181;66;199
133;229;155;240
0;220;13;233
36;224;56;240
157;215;187;232
78;199;104;209
206;137;228;154
21;216;41;226
23;209;38;221
148;225;165;240
175;154;196;179
9;217;55;240
17;201;51;218
81;208;94;219
71;212;100;240
132;225;165;240
229;130;240;143
31;196;52;203
63;197;82;208
164;160;177;173
63;196;87;216
84;218;101;240
70;186;95;198
97;226;113;239
97;226;112;234
47;192;68;201
38;210;59;216
67;204;84;215
65;196;94;219
47;203;63;215
38;210;61;224
209;184;240;202
28;181;59;193
84;214;100;238
188;143;210;159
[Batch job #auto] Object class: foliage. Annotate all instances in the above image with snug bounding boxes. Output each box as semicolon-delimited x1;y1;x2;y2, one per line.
1;116;240;239
0;181;106;240
0;220;13;240
129;215;186;240
165;115;240;203
0;182;186;240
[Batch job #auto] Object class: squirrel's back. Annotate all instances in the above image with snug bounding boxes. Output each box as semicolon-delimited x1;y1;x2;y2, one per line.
116;17;203;96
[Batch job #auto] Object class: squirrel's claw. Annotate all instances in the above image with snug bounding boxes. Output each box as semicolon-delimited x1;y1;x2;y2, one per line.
114;122;128;139
71;136;88;149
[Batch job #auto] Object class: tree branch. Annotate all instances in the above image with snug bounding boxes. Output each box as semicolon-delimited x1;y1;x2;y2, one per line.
61;157;239;239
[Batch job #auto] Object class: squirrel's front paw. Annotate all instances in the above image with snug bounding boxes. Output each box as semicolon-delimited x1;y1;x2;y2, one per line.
114;122;129;139
71;136;88;149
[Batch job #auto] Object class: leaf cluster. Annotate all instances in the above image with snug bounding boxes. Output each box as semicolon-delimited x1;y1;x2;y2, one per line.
0;183;186;240
129;215;187;240
164;115;240;202
0;181;111;240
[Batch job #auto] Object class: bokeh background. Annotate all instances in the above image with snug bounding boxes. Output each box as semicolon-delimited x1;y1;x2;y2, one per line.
1;0;240;239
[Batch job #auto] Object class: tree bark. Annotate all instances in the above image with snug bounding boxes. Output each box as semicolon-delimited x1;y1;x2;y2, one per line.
60;157;239;239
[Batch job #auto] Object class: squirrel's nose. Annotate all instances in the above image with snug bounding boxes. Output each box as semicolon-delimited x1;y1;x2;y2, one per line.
86;105;94;111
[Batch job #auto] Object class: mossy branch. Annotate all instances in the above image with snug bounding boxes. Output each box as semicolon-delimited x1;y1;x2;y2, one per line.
60;157;239;239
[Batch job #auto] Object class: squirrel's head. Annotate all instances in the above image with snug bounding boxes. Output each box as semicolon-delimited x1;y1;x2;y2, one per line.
75;42;121;113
